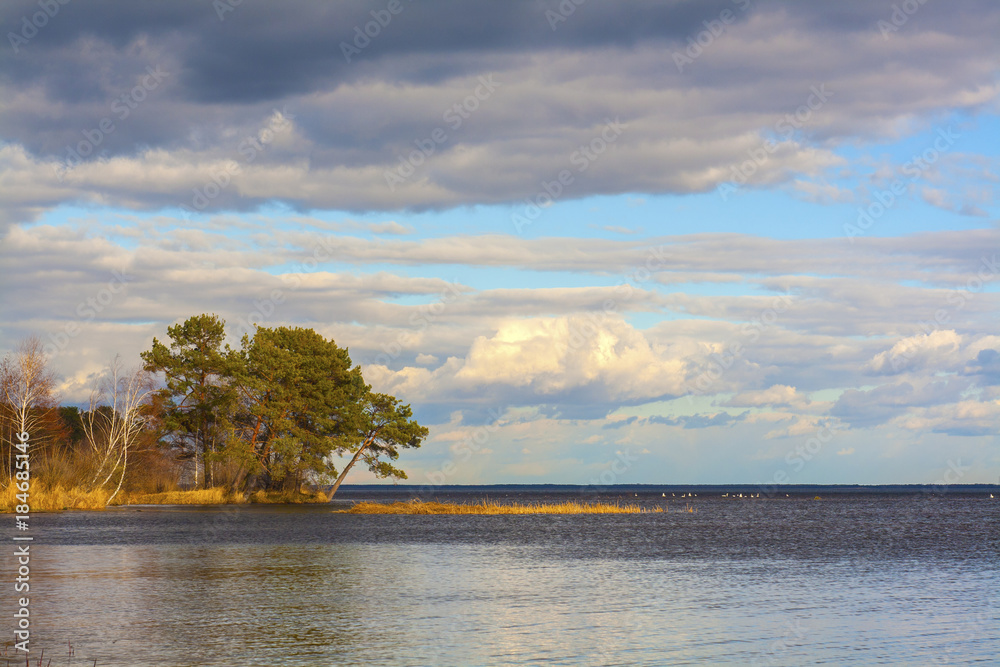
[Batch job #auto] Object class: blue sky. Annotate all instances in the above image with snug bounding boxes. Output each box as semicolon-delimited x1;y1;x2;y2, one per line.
1;0;999;485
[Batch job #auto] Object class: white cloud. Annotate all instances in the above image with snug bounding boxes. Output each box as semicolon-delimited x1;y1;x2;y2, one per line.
364;316;694;409
761;415;829;440
725;384;809;408
865;330;963;375
454;316;689;402
894;399;1000;437
865;331;1000;376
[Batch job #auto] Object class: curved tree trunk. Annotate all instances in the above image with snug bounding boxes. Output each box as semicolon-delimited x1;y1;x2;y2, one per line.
325;433;377;501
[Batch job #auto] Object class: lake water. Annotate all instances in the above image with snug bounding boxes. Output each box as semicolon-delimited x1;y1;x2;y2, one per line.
5;487;998;666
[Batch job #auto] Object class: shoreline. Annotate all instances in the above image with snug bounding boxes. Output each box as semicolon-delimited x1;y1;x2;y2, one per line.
1;485;331;513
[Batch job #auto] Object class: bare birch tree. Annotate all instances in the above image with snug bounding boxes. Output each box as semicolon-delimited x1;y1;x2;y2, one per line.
83;356;155;504
1;336;57;486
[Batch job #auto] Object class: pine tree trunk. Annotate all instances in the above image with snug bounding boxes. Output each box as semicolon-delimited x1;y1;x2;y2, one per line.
325;435;376;501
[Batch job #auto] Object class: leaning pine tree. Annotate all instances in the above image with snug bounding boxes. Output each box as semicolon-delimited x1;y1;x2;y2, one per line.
325;392;428;501
232;325;426;495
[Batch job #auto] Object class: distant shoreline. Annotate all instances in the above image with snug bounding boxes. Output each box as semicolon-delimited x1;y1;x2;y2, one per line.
334;482;1000;495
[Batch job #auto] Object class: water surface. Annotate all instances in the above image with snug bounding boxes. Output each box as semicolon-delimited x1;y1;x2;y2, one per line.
5;489;998;665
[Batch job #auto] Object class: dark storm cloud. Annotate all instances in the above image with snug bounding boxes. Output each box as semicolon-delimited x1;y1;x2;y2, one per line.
0;0;753;159
1;0;999;219
2;0;743;100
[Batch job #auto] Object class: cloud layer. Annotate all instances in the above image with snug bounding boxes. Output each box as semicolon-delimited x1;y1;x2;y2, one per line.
2;0;1000;225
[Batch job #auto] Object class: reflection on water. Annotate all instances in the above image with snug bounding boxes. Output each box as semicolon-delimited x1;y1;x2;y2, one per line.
7;495;999;666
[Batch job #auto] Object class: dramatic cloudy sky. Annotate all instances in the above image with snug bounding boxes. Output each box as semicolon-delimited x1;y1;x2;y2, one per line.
2;0;999;486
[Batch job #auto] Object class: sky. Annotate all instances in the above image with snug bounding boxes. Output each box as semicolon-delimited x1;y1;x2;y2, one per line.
1;0;999;486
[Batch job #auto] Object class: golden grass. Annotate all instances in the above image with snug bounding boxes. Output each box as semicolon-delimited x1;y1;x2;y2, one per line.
249;488;330;504
0;484;110;512
122;487;328;506
342;499;664;515
1;484;330;512
118;487;245;506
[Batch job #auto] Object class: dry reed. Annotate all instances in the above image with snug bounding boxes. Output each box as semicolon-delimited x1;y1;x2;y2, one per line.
0;483;109;512
248;488;330;504
0;485;327;511
342;499;664;515
118;486;244;506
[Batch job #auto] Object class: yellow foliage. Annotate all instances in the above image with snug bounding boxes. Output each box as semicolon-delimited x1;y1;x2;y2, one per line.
343;499;665;515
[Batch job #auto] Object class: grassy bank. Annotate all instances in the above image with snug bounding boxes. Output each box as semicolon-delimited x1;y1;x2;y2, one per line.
1;484;111;511
0;485;330;512
342;499;663;514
